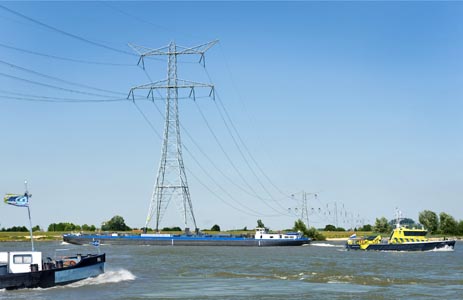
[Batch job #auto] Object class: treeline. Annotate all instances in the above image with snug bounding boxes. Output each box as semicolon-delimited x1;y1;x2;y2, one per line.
4;216;135;233
418;210;463;235
1;225;41;232
48;223;96;232
372;210;463;235
48;216;131;232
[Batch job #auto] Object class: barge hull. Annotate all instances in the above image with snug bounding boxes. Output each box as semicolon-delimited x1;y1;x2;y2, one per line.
63;235;310;246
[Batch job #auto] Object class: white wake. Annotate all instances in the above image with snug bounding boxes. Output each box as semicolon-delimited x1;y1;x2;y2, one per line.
311;243;343;248
68;269;136;287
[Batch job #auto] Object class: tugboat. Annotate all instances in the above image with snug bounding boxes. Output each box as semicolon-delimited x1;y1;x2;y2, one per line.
1;182;105;290
346;211;456;251
0;251;105;290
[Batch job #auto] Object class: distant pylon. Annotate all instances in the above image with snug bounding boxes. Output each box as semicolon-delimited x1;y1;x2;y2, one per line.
128;40;217;231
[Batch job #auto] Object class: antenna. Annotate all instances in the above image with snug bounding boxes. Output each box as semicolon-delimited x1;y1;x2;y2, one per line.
395;208;402;229
128;41;216;232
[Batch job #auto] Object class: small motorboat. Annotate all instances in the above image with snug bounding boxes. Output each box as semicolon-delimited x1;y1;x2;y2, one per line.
346;210;456;251
0;250;105;290
2;182;105;289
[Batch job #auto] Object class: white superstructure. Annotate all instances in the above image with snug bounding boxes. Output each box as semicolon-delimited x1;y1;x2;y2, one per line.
0;251;42;274
254;228;301;240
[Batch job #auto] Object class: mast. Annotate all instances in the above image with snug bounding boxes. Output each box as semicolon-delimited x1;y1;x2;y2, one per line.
128;41;217;232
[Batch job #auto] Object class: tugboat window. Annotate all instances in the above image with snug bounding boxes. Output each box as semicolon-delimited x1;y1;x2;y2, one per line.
13;255;32;264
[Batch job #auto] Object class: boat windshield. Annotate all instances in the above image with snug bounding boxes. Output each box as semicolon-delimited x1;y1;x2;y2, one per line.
403;231;427;236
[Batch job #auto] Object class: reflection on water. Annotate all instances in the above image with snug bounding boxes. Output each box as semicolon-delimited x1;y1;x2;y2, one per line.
0;241;461;299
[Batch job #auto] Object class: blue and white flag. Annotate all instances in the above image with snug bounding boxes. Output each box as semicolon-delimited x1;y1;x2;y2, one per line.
4;194;29;207
349;233;357;239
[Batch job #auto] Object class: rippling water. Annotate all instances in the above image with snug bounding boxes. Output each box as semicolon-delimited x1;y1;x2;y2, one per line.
0;240;461;299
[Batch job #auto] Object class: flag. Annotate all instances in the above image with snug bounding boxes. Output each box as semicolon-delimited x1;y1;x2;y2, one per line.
349;233;357;239
4;194;29;207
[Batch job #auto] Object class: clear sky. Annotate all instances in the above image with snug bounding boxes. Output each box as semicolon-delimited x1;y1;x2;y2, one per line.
0;1;462;231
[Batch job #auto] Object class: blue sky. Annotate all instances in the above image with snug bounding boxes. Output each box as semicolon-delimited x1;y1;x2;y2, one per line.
0;1;462;231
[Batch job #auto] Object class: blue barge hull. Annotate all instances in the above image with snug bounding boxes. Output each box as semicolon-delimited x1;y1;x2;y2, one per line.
63;234;311;246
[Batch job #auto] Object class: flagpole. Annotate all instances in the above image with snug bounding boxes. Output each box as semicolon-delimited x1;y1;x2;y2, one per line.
24;180;34;251
27;204;35;251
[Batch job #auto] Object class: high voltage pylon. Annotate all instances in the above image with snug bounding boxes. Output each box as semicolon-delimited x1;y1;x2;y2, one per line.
128;40;217;232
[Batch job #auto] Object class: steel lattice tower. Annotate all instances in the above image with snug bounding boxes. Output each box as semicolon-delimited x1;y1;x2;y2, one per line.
128;41;217;232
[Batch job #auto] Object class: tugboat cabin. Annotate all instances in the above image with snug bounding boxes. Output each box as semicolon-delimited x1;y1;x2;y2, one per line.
0;251;42;274
389;227;428;243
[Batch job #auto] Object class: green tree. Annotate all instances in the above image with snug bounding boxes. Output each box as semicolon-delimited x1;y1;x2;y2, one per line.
1;226;28;232
161;226;182;231
64;223;76;231
257;219;265;228
418;210;439;233
293;219;326;241
374;217;391;233
210;224;221;231
81;224;96;232
439;212;458;235
48;222;79;232
101;215;131;231
457;221;463;236
324;224;336;231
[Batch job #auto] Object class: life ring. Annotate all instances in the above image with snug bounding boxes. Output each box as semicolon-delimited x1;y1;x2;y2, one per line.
66;260;76;267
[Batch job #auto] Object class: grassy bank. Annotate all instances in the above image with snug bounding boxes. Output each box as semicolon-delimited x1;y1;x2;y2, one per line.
0;231;64;242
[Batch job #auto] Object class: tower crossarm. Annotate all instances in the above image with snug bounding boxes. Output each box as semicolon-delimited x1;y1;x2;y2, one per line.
128;40;218;68
128;79;214;101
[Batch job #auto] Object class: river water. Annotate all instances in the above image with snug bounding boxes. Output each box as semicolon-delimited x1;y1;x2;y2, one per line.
0;241;461;299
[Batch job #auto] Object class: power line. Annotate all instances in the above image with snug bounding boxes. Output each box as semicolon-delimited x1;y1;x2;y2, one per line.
141;67;289;214
101;2;205;42
194;101;289;216
135;68;281;217
0;42;135;66
212;90;290;212
0;4;136;57
0;71;118;98
131;101;163;139
146;99;272;209
0;94;128;103
132;99;280;218
0;59;127;96
205;47;294;199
